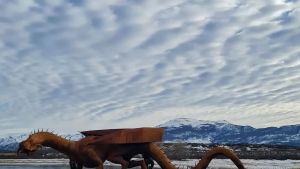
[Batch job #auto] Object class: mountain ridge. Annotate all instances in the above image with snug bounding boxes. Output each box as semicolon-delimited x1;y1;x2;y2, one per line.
159;118;300;147
1;118;299;151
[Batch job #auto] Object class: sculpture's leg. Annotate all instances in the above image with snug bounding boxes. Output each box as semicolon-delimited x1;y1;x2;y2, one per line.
96;164;104;169
69;159;76;169
69;159;83;169
94;158;104;169
76;162;83;169
128;160;147;169
144;158;154;169
108;156;129;169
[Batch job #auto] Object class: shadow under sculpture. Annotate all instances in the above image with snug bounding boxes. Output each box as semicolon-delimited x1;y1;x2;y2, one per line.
17;128;245;169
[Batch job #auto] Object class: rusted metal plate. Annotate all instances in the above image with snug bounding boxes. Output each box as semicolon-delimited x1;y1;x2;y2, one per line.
80;128;164;144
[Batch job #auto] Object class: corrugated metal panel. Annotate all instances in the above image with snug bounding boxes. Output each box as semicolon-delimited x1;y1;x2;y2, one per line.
80;128;164;144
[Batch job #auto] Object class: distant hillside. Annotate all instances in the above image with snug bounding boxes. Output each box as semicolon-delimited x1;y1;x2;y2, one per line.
159;118;300;147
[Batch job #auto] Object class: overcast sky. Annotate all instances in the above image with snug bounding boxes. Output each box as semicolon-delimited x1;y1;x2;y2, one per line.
1;0;300;136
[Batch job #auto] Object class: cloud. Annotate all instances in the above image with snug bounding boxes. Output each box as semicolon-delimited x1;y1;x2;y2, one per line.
0;0;300;135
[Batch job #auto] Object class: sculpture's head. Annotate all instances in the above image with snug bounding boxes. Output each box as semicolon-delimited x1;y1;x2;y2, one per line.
17;132;43;155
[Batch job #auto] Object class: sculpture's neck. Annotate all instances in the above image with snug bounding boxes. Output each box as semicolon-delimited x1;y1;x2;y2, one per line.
38;132;76;156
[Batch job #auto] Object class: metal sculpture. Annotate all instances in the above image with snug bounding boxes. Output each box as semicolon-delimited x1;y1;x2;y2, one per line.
17;128;245;169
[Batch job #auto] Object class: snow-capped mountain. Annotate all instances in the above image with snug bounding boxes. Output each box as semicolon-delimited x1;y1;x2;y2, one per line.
159;118;300;147
1;118;299;151
158;118;230;128
0;133;83;151
0;134;28;152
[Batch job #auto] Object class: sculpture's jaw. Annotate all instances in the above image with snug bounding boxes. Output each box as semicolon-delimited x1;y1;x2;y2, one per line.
17;147;35;156
17;141;38;156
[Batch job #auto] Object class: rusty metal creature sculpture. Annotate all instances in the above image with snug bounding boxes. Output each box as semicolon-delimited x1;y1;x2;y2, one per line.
18;128;245;169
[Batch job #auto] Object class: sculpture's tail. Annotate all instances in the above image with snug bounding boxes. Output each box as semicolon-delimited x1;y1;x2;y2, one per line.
194;147;245;169
148;143;177;169
148;143;245;169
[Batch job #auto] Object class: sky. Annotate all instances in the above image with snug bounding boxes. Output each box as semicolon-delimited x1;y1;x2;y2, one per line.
1;0;300;136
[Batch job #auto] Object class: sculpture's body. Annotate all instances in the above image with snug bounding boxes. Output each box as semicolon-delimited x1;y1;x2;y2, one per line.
18;131;245;169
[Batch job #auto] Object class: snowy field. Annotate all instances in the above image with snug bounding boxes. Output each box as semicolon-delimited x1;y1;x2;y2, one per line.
0;159;300;169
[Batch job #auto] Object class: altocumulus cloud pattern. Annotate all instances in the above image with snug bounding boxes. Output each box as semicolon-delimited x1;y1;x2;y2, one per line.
0;0;300;135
